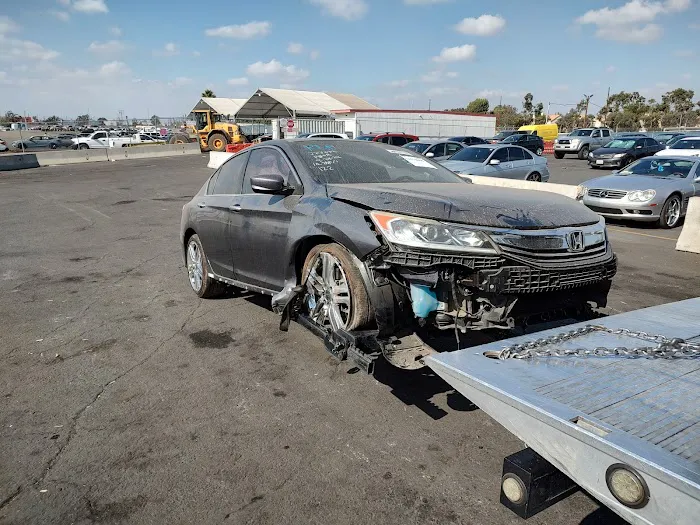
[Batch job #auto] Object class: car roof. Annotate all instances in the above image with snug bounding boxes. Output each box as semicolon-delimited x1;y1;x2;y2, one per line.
676;136;700;140
411;139;462;146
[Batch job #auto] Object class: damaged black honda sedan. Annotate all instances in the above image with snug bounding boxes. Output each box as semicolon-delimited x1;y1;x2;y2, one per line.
181;140;616;370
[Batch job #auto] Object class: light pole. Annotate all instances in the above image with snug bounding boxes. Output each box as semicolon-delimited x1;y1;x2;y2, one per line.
583;94;593;127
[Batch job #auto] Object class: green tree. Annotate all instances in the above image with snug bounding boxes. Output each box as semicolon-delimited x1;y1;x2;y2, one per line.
46;115;61;124
131;118;141;126
97;117;107;126
493;104;528;129
661;88;696;127
75;114;90;126
201;89;216;98
465;97;489;113
150;115;162;126
522;93;534;114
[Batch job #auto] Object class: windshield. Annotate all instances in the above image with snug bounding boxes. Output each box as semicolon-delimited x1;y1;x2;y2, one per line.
619;158;696;178
448;147;493;163
403;142;430;153
671;139;700;150
493;131;514;139
570;129;593;137
194;112;207;131
604;139;636;149
292;141;463;184
355;135;376;141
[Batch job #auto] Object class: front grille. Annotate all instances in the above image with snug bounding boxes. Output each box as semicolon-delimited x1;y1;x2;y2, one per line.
497;242;610;269
587;189;627;199
383;250;504;269
476;260;617;294
587;205;622;215
594;154;613;159
558;139;570;145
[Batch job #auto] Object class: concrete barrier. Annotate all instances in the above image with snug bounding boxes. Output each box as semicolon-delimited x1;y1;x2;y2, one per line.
0;154;40;171
676;197;700;254
35;148;109;165
208;151;234;169
467;175;579;200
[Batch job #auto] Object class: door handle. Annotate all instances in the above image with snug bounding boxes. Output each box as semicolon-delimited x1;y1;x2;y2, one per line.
229;204;242;212
197;202;206;208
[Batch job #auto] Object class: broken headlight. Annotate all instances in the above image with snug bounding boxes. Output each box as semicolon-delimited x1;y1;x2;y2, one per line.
369;211;497;253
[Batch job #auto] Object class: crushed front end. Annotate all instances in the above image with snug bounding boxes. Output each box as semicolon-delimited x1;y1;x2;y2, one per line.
366;211;617;335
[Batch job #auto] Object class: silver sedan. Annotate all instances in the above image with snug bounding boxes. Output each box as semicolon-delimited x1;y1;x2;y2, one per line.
579;156;700;228
439;144;550;181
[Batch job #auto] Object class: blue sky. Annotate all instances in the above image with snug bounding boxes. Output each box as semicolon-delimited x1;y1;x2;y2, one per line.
1;0;699;119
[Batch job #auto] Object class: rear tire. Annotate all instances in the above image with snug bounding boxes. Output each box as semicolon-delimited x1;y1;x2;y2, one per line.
302;243;372;332
554;151;564;159
577;146;589;160
208;132;227;152
169;133;189;145
185;234;227;298
526;172;541;182
659;195;682;229
535;147;543;156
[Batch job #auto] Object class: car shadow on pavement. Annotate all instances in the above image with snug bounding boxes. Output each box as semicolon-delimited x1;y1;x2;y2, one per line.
579;505;628;525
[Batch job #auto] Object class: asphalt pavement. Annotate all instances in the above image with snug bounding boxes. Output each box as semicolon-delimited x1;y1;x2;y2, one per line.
1;156;698;525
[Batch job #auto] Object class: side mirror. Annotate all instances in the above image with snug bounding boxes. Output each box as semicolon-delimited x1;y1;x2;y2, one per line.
250;173;290;194
425;152;435;158
489;159;500;166
695;176;700;183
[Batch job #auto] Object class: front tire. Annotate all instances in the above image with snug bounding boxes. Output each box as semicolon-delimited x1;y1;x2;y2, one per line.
208;132;227;152
78;143;89;150
578;146;589;160
659;195;682;229
185;234;226;298
302;243;372;332
169;133;189;145
526;172;541;182
554;151;564;159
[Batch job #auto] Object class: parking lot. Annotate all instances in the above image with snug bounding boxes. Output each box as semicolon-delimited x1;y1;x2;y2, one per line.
1;155;698;525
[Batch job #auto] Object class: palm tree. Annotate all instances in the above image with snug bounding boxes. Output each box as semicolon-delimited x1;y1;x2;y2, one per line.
201;89;216;98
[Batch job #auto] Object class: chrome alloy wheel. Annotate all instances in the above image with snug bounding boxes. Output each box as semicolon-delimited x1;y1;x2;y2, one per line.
665;197;681;227
305;252;352;331
186;241;203;292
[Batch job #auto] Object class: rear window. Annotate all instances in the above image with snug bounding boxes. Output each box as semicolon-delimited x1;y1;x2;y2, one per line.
356;135;376;141
672;139;700;150
291;141;463;184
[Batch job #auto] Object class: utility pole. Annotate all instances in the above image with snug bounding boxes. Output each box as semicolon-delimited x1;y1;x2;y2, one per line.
603;87;610;124
428;99;431;111
583;94;593;127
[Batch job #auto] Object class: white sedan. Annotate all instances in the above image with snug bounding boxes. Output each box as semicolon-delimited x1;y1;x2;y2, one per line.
655;136;700;158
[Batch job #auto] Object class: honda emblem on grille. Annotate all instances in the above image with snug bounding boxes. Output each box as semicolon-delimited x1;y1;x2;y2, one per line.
568;231;585;252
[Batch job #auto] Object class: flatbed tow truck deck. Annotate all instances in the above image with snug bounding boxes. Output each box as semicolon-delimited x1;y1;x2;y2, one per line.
426;297;700;525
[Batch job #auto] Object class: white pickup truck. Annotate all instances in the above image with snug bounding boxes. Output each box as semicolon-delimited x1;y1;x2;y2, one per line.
72;131;165;149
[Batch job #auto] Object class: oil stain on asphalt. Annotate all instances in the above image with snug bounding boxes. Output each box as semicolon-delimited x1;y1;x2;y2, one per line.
189;330;235;349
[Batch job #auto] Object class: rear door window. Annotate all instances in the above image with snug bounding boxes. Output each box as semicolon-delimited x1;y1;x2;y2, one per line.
377;136;390;144
389;136;408;146
428;143;446;157
507;147;525;161
445;143;462;157
491;148;509;162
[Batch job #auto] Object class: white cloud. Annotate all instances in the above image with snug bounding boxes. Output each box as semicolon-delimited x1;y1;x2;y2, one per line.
0;16;20;34
227;77;249;86
49;10;70;22
246;59;310;82
88;40;126;54
682;72;692;79
387;79;410;87
287;42;304;54
99;61;130;76
426;86;459;97
57;0;71;5
577;0;690;43
205;21;271;39
551;84;569;92
192;51;201;57
0;36;60;61
110;26;122;36
393;92;418;101
169;76;193;88
476;89;523;100
308;0;368;20
690;22;700;29
433;44;476;63
72;0;108;14
674;49;695;57
153;42;179;56
446;71;458;78
421;71;442;83
606;65;617;73
455;15;506;36
309;50;320;60
404;0;450;4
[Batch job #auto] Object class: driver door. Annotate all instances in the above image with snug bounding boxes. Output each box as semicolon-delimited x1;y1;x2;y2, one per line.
482;147;512;178
230;147;301;291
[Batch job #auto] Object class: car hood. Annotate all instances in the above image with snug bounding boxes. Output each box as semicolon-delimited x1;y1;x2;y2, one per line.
590;147;629;155
326;183;600;229
584;174;684;190
440;160;486;173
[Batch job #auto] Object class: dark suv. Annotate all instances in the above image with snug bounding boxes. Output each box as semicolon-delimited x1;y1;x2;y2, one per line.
499;133;546;155
356;132;419;147
448;136;488;145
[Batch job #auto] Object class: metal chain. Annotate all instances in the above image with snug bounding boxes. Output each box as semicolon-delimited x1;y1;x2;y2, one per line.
488;325;700;360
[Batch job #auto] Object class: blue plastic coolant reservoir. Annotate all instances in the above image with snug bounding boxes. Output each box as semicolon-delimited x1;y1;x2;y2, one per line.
409;284;439;318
